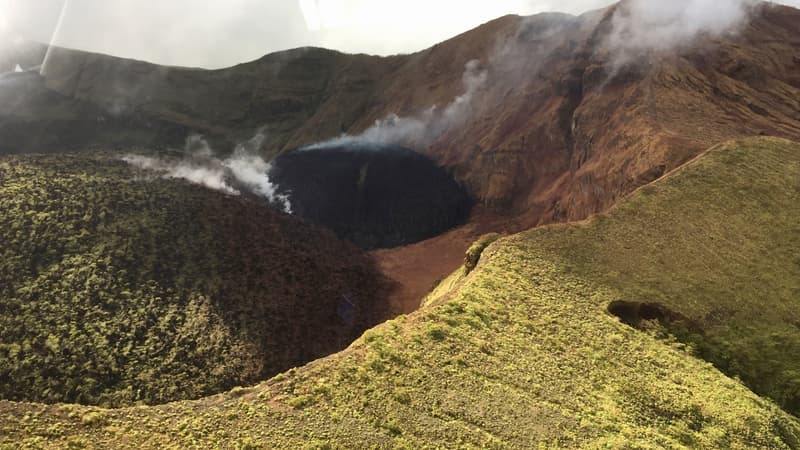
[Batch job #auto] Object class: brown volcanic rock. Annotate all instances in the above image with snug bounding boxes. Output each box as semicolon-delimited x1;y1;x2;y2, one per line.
333;3;800;225
421;3;800;223
1;2;799;226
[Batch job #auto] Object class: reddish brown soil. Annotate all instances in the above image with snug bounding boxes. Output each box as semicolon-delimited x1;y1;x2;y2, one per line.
372;206;533;314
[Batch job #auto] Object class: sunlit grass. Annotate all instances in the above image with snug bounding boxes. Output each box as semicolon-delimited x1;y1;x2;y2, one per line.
1;137;799;448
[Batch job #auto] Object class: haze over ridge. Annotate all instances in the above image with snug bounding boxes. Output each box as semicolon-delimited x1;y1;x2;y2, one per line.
1;0;799;68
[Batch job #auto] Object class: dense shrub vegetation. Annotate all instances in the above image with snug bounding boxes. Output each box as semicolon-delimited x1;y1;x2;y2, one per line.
524;137;800;415
1;138;798;448
0;153;390;407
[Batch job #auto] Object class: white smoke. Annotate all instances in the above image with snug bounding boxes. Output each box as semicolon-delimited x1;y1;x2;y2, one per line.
443;59;489;124
123;133;292;213
203;0;760;152
607;0;756;59
306;59;487;149
124;153;241;196
224;153;286;201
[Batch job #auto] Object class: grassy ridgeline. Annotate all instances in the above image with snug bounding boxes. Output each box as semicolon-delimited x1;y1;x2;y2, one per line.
0;154;390;407
0;138;799;448
517;136;800;415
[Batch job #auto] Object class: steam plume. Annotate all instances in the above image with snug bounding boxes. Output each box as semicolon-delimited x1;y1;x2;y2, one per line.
123;134;291;213
255;0;767;152
305;59;487;149
607;0;756;60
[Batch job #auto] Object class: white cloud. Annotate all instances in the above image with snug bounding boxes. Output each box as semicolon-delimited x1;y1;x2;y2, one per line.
299;0;323;31
306;0;615;56
0;0;613;67
1;1;799;68
609;0;755;53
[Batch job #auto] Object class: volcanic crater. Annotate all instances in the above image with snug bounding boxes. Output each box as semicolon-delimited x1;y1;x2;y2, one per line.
269;144;474;250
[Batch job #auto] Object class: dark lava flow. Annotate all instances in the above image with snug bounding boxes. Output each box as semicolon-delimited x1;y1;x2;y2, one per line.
270;144;473;249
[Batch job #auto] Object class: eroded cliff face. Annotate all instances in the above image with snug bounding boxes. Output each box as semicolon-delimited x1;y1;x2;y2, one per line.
2;3;799;225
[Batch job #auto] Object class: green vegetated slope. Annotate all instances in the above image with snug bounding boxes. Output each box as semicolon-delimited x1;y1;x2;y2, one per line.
0;154;389;408
519;136;800;416
1;137;799;449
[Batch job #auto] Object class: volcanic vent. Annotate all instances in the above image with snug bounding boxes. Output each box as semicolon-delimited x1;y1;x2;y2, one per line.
269;144;473;249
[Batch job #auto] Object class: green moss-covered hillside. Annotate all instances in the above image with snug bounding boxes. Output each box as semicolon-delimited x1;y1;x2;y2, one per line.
0;154;390;407
513;136;800;415
0;137;798;448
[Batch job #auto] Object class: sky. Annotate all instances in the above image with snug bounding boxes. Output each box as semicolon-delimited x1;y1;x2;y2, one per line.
0;0;798;69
